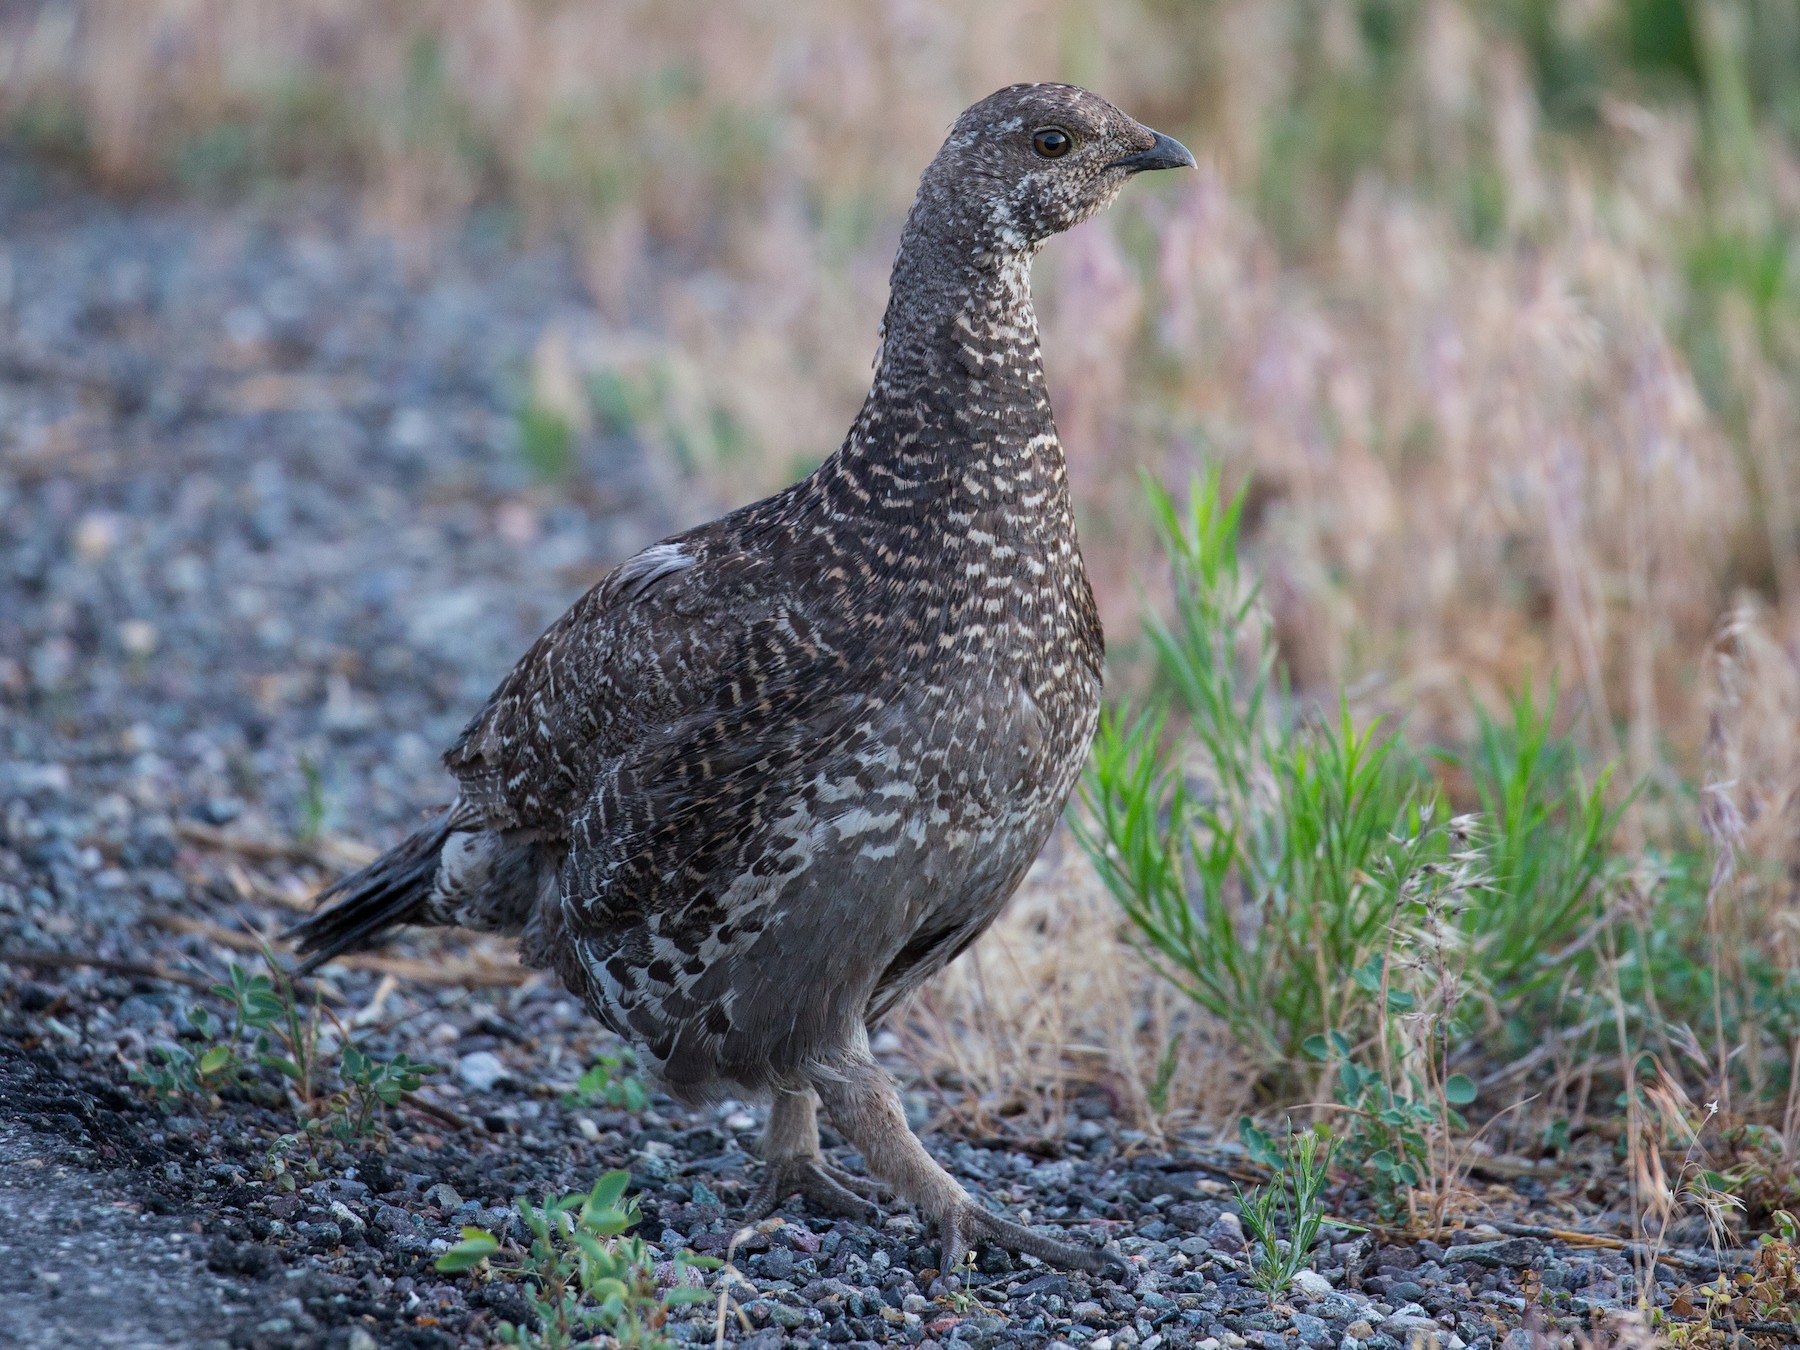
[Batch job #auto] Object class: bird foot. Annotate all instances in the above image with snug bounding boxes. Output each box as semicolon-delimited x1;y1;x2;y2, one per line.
933;1199;1127;1285
750;1156;880;1223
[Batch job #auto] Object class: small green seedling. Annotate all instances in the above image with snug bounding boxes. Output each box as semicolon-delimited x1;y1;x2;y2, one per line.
1235;1121;1354;1294
316;1046;435;1140
129;951;434;1144
565;1049;650;1113
437;1170;718;1350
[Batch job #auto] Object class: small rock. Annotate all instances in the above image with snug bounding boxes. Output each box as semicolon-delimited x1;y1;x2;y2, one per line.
1345;1321;1375;1340
784;1225;822;1254
116;993;173;1028
426;1182;462;1211
1206;1212;1247;1254
329;1201;365;1232
1292;1313;1334;1347
756;1248;794;1281
72;511;123;560
1452;1238;1543;1269
1318;1292;1372;1321
348;1331;378;1350
768;1303;807;1329
1381;1312;1439;1341
1292;1268;1334;1299
458;1050;511;1092
373;1204;416;1234
118;619;158;656
295;1220;342;1249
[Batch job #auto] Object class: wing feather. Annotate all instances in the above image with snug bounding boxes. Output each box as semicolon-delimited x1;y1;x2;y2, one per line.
444;534;775;836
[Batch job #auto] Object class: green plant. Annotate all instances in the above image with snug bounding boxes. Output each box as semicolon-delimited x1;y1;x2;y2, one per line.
1076;474;1620;1089
130;1005;242;1102
297;751;326;844
1462;685;1623;997
261;1133;321;1194
1076;473;1465;1071
316;1046;434;1141
565;1049;651;1113
1146;1030;1184;1118
129;951;435;1143
1714;1123;1800;1228
518;398;576;481
1662;1214;1800;1344
1234;1121;1350;1294
437;1170;717;1350
1305;1023;1477;1225
935;1254;999;1316
223;957;324;1102
132;954;321;1105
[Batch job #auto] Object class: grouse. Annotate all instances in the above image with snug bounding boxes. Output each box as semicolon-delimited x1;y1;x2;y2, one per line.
290;83;1194;1276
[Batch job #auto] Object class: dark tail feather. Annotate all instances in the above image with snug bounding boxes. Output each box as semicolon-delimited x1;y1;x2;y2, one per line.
285;811;454;974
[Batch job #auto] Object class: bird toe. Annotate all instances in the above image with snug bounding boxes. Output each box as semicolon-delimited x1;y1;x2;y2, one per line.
751;1157;881;1224
940;1199;1127;1280
818;1159;884;1202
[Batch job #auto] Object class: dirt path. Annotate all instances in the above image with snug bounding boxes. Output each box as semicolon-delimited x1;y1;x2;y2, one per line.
0;1114;248;1349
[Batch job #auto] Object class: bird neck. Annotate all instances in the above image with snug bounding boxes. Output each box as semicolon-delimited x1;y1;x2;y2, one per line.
827;229;1067;530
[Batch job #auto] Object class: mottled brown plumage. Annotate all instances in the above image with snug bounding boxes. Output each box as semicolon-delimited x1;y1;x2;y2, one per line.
290;83;1193;1276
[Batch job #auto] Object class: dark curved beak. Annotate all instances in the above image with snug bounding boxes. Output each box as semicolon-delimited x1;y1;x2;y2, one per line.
1112;128;1196;174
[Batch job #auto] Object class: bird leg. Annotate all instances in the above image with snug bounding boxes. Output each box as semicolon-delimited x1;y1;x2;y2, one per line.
749;1085;880;1222
811;1054;1125;1281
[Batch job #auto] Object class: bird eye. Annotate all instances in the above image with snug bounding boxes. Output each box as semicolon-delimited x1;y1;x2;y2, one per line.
1031;128;1072;159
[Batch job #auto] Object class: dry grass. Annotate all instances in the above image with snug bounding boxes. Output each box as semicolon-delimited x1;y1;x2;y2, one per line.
6;2;1800;1171
895;841;1253;1140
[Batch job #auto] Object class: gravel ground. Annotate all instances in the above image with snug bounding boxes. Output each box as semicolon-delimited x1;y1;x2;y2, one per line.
0;160;1779;1349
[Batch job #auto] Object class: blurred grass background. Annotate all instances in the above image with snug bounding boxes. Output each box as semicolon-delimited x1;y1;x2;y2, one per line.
7;0;1800;1140
8;0;1795;777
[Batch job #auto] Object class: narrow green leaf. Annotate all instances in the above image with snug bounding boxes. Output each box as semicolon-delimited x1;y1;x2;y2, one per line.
258;1053;304;1081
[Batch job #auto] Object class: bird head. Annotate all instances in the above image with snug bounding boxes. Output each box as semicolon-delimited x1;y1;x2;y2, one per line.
914;83;1195;257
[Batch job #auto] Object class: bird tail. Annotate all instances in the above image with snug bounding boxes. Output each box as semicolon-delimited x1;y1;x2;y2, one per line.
285;810;456;975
